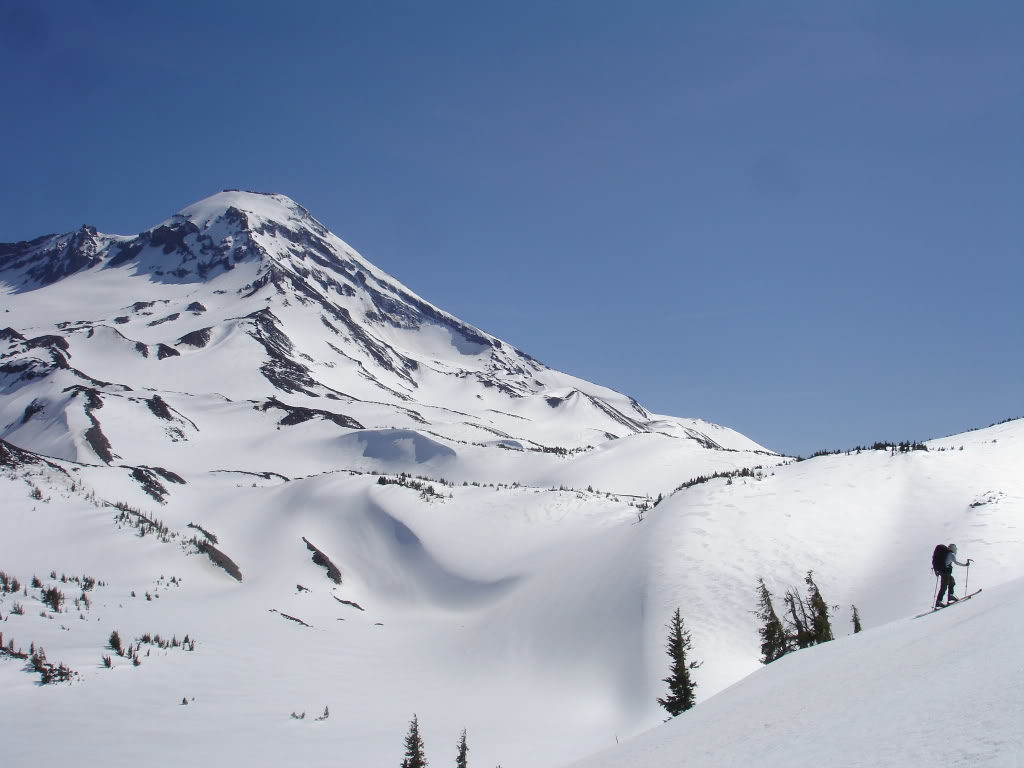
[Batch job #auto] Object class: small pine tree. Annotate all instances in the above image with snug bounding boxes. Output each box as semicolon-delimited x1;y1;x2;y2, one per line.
804;571;834;644
657;608;701;716
851;604;862;634
756;578;789;664
401;714;427;768
109;630;123;655
455;728;468;768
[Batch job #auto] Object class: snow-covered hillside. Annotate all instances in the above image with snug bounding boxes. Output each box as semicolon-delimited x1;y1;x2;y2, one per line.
570;575;1024;768
1;192;1022;768
1;417;1021;767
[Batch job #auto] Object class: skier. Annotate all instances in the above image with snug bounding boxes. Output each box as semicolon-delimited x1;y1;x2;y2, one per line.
933;543;972;608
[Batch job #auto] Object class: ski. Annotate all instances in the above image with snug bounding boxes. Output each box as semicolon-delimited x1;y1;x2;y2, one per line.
913;588;982;619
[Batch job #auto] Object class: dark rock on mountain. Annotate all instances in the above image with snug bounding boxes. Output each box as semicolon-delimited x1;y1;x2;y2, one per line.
0;437;70;475
148;313;180;327
195;540;243;582
0;226;104;291
302;537;342;584
155;344;180;359
26;334;70;353
260;397;364;430
129;466;170;502
66;385;115;464
19;399;45;425
177;328;212;348
146;395;174;420
145;465;186;485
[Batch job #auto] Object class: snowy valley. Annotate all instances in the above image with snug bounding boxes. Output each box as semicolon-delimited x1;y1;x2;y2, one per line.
1;191;1022;767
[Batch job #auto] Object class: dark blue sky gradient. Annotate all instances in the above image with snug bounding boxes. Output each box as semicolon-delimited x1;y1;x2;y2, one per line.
2;1;1021;455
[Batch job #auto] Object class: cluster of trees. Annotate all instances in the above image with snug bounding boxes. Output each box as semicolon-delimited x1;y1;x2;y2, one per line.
290;706;329;721
112;501;175;542
104;629;196;668
673;465;768;494
0;571;22;594
4;636;78;684
799;440;928;461
756;572;860;664
658;573;861;719
0;631;27;660
0;569;104;619
399;717;476;768
377;474;446;500
29;644;76;684
40;586;64;612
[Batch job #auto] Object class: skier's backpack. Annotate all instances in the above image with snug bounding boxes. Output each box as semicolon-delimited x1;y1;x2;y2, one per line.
932;544;949;572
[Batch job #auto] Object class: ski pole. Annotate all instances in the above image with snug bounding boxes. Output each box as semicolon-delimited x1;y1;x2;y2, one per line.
965;561;970;595
933;572;940;608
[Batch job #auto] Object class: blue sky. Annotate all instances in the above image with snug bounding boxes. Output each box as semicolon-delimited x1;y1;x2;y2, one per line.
1;1;1021;456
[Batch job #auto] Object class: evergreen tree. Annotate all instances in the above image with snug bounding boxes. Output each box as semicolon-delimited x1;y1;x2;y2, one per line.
804;571;834;645
756;578;789;664
455;728;468;768
401;715;427;768
851;604;862;634
657;608;701;716
783;587;813;649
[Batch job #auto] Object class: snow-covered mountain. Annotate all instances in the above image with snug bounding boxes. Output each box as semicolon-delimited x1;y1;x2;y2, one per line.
1;192;1021;768
0;190;772;489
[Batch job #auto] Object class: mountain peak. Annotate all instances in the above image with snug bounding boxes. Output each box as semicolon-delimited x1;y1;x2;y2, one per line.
169;190;317;233
161;189;327;240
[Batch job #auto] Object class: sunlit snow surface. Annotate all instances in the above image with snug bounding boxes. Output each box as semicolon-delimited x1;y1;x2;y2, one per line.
570;575;1024;768
1;192;1022;767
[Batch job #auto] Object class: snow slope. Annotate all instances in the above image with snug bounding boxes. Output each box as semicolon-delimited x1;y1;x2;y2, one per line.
1;418;1021;768
569;577;1024;768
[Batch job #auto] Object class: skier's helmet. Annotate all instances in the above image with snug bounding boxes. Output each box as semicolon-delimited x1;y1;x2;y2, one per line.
949;543;957;553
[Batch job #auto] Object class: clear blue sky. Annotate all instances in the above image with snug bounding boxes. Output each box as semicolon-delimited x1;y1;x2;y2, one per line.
2;1;1021;456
